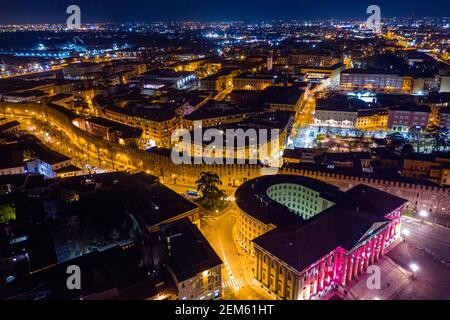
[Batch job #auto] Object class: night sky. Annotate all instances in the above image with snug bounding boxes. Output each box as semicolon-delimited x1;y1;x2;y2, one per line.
0;0;448;24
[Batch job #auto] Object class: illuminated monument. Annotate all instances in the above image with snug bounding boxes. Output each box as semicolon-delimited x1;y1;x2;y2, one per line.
235;175;406;300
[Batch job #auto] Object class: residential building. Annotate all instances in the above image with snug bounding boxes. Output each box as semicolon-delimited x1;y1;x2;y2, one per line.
314;105;358;128
356;109;389;130
162;219;222;301
104;105;180;148
387;104;431;132
439;107;450;129
340;69;407;93
199;68;240;92
72;116;143;146
233;72;275;91
402;152;450;186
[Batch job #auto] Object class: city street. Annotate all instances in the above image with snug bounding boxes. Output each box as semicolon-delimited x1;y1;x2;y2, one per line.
401;216;450;262
201;208;271;300
347;255;413;301
346;216;450;300
297;96;316;127
388;242;450;300
382;217;450;300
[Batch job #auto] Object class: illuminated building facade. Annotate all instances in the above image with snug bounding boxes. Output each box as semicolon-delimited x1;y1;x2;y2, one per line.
296;63;345;87
141;69;197;90
200;68;240;92
72;116;143;146
387;104;431;132
314;106;358;128
178;111;293;165
233;72;275;91
104;106;180;148
402;153;450;187
235;175;406;300
439;107;450;129
356;109;389;130
340;69;405;93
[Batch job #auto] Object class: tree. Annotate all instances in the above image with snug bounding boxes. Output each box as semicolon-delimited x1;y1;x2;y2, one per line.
401;144;414;155
408;127;427;152
195;172;227;210
387;132;408;150
427;126;450;152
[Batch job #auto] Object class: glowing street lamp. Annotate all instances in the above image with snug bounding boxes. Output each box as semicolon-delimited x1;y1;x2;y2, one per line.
419;210;428;218
402;228;410;242
410;263;419;279
419;210;429;223
410;263;419;273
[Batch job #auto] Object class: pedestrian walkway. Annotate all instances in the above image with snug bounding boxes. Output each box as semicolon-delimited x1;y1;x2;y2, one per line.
222;278;245;290
347;256;412;300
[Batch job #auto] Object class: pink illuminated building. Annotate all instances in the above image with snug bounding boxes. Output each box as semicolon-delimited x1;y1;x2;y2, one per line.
236;176;407;300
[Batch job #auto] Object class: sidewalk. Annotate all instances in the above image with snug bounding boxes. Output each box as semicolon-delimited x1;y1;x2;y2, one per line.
405;213;450;229
346;256;413;300
231;224;276;300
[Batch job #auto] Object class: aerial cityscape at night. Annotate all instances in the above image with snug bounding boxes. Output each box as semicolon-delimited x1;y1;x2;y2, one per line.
1;0;450;309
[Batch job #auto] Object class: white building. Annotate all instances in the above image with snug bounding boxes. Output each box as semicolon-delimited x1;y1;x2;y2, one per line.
314;106;358;128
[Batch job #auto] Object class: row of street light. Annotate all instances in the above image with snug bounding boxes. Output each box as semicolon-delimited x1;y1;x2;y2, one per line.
400;210;429;280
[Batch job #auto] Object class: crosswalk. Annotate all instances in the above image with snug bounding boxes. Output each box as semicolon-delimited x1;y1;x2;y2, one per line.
403;217;422;227
222;278;245;289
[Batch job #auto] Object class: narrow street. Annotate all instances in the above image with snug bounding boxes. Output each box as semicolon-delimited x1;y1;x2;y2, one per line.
401;216;450;262
202;208;271;300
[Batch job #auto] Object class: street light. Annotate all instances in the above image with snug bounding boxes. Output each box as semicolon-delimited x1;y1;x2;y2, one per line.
419;210;428;223
410;263;419;279
402;228;410;242
419;210;428;218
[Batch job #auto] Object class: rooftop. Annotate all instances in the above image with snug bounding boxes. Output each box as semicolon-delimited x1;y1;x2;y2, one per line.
201;67;239;81
259;86;305;106
0;121;21;132
298;63;345;71
341;68;400;76
235;72;274;80
142;68;195;79
247;176;408;273
389;104;431;113
0;135;71;166
235;175;344;226
183;101;263;121
53;172;198;229
253;206;389;273
86;116;143;139
106;104;178;123
163;218;222;283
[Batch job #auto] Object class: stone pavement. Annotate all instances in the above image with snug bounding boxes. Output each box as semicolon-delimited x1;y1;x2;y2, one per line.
346;255;413;300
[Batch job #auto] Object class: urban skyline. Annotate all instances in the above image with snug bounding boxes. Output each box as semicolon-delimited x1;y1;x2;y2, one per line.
1;0;450;24
0;0;450;308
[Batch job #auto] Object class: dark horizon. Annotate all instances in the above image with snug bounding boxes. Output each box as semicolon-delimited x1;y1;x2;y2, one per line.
0;0;449;24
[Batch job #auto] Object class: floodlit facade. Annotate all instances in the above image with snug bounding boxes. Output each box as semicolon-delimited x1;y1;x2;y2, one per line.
340;69;406;93
235;175;407;300
314;107;358;128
